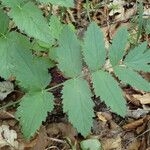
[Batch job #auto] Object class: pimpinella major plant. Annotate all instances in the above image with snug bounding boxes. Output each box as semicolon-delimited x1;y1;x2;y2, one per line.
0;0;150;140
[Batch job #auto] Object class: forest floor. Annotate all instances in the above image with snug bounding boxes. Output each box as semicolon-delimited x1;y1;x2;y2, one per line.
0;0;150;150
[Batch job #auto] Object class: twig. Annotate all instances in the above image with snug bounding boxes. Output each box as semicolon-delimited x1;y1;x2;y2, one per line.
45;146;60;150
126;128;150;146
1;110;16;119
47;137;67;144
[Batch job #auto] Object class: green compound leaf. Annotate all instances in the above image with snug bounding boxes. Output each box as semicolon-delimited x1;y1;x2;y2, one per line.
83;22;106;71
114;66;150;92
56;26;82;78
16;90;54;139
0;32;31;79
0;31;51;90
62;78;94;136
124;42;150;72
49;15;64;39
0;9;9;35
92;70;127;117
31;40;52;52
37;0;74;7
144;19;150;34
109;27;128;66
1;0;22;8
80;139;102;150
13;56;52;91
3;1;53;44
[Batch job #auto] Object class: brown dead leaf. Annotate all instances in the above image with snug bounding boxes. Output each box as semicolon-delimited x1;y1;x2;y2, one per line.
140;136;147;150
123;116;150;131
111;22;130;36
46;123;77;142
141;73;150;82
33;126;48;150
133;93;150;105
127;139;141;150
22;139;37;150
136;121;147;134
101;112;112;121
102;135;122;150
92;120;109;136
0;110;15;120
7;119;17;127
97;112;107;123
123;118;145;130
109;120;120;130
125;94;141;107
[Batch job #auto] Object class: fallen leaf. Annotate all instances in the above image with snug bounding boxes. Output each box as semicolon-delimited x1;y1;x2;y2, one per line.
103;59;113;73
140;136;148;150
80;139;102;150
124;5;137;20
46;123;77;142
123;118;145;130
136;121;147;134
33;126;48;150
21;139;37;150
133;94;150;105
101;112;112;121
127;139;141;150
144;7;150;18
0;125;18;150
143;104;150;110
0;110;15;120
127;108;149;119
97;112;107;123
110;120;121;130
0;81;14;100
125;94;141;107
109;0;125;17
102;135;122;150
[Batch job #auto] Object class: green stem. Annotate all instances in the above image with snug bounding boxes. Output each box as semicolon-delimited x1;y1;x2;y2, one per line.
0;99;22;110
45;72;85;92
46;82;64;91
0;64;115;110
45;64;113;92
